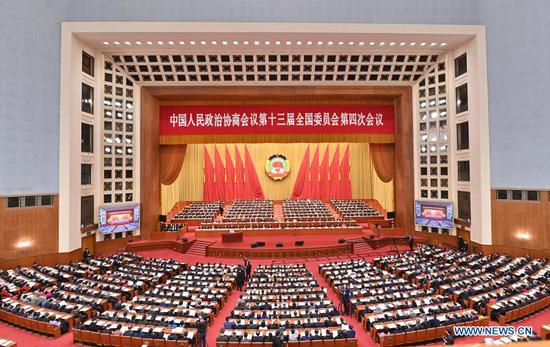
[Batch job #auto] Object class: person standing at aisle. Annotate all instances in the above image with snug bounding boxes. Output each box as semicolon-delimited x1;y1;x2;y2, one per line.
237;266;245;291
246;260;252;280
342;285;351;315
198;318;207;347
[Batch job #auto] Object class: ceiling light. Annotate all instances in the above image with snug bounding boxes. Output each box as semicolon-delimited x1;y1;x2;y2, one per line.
400;42;406;46
190;41;196;45
440;42;447;46
296;41;302;45
233;41;239;45
168;41;175;45
420;42;427;46
327;41;334;46
200;41;206;45
102;41;109;45
358;42;365;46
389;42;395;46
410;42;416;46
369;41;375;46
286;41;292;45
157;41;163;45
146;41;153;45
221;41;228;45
264;41;271;45
179;41;185;45
113;41;120;45
430;42;436;46
275;41;281;45
253;41;260;45
338;41;344;45
379;42;385;46
306;41;313;45
348;42;354;46
317;41;323;45
135;41;142;45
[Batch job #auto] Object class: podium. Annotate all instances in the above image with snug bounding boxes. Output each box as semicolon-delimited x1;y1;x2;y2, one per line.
221;231;243;243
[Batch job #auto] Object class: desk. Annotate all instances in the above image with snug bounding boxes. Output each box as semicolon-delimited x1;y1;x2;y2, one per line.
222;231;243;243
541;325;550;340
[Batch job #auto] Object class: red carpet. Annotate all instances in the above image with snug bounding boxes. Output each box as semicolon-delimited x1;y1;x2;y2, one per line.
1;246;549;347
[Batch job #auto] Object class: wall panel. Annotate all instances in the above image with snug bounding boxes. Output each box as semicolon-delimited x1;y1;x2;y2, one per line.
0;196;59;261
491;190;550;253
160;143;394;213
140;88;160;238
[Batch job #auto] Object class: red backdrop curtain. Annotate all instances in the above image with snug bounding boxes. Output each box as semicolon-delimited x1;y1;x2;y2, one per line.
329;145;340;199
203;147;215;201
308;145;320;199
339;145;352;199
224;146;235;201
319;146;330;199
244;145;265;199
291;145;310;199
234;146;245;199
369;143;395;183
159;144;187;185
214;147;226;200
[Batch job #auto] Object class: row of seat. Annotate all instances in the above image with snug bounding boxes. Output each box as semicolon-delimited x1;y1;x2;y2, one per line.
217;340;357;347
73;328;189;346
378;317;489;347
497;296;550;325
0;309;61;338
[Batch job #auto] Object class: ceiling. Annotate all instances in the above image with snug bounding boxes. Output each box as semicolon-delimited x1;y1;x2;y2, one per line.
72;22;476;86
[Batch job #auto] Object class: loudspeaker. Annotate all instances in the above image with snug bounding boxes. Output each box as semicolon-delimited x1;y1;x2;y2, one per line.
276;242;283;248
338;239;346;244
295;241;304;246
251;242;257;248
159;214;167;222
257;241;265;247
387;211;396;219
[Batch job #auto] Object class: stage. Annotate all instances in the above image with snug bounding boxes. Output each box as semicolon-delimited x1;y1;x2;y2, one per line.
126;230;378;258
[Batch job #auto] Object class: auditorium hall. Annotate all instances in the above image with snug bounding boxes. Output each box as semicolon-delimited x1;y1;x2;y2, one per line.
1;1;549;346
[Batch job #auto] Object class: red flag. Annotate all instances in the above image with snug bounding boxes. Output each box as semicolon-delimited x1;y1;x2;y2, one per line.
234;146;245;199
291;145;310;199
224;146;235;201
339;145;352;199
309;145;320;199
203;147;215;201
329;146;340;199
244;145;264;199
214;147;225;201
319;146;330;199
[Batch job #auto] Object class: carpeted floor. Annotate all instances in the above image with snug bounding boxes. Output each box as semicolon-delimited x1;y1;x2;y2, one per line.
1;246;549;347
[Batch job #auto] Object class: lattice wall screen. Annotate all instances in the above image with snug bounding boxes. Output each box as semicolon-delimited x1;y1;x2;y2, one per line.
417;59;451;232
108;52;440;85
101;59;136;206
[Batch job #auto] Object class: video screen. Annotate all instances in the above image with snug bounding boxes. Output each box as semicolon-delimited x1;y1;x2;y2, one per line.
99;204;140;234
415;200;453;229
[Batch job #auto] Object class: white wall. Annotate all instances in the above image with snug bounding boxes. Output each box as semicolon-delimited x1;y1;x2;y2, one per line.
1;0;550;195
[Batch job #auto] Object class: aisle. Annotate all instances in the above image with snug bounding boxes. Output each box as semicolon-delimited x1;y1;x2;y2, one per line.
305;262;377;347
206;279;243;347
